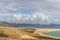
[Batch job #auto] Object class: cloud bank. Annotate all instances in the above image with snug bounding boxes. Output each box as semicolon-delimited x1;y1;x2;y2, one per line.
0;0;60;24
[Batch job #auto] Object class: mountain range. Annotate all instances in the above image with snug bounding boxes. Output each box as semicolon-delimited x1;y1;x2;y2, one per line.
0;21;60;28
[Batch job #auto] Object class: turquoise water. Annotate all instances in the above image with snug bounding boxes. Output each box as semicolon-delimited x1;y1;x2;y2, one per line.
43;31;60;37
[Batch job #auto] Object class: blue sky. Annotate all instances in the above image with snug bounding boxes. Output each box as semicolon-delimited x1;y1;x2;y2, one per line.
0;0;60;24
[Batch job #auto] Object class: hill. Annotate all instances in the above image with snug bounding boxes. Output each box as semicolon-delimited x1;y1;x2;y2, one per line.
0;25;38;40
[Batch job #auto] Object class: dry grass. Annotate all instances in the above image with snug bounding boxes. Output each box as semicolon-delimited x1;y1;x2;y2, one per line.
0;26;38;40
0;25;60;40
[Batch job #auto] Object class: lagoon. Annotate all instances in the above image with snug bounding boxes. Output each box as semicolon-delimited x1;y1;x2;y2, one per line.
43;31;60;38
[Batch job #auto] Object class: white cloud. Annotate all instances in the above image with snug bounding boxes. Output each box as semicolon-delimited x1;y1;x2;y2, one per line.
0;12;59;24
0;17;5;21
0;13;12;16
0;0;60;24
14;14;22;20
47;0;60;2
54;19;59;22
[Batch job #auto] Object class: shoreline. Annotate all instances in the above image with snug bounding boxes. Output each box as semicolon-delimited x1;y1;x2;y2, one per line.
20;27;60;40
39;33;60;40
33;28;60;40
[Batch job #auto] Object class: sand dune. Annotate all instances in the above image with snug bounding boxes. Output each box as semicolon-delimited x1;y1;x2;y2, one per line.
0;24;60;40
0;26;38;40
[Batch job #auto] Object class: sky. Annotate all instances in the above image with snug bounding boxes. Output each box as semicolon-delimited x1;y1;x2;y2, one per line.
0;0;60;24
